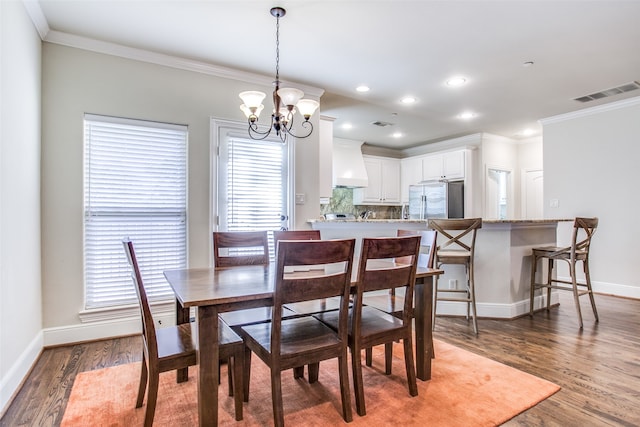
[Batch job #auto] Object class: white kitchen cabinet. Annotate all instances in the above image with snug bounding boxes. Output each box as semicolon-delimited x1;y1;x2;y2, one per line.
400;156;423;203
422;150;465;181
318;117;334;200
353;155;401;205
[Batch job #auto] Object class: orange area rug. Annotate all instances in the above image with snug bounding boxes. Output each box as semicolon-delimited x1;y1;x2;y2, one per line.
61;339;559;426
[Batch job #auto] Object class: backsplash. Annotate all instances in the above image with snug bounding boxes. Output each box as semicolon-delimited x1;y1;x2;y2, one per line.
319;187;402;219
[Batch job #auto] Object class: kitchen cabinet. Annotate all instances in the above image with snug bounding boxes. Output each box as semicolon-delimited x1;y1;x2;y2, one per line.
422;150;465;181
353;155;401;205
400;157;423;203
318;117;334;200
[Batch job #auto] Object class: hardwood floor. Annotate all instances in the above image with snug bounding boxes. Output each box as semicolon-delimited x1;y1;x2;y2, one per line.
2;292;639;426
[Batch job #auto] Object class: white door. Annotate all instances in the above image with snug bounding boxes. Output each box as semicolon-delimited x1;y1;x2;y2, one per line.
522;169;544;219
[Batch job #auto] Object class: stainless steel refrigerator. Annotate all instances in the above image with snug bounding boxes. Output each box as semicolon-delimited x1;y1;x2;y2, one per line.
408;180;464;220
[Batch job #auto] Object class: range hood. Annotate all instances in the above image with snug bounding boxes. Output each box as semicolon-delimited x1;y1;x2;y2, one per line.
332;138;369;188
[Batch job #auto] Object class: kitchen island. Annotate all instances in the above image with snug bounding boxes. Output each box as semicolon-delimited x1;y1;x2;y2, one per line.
308;218;571;319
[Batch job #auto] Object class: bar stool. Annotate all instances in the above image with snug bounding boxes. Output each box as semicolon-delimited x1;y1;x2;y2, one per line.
428;218;482;335
529;217;599;328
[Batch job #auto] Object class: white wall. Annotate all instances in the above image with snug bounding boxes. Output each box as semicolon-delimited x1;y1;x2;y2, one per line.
0;0;43;412
41;43;322;333
541;97;640;298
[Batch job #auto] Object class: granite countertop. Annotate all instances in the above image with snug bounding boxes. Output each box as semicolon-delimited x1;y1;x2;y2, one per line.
308;218;572;224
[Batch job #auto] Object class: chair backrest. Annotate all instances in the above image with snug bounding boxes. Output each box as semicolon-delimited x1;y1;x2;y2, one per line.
572;217;598;257
273;230;321;246
428;218;482;256
122;238;158;361
272;239;356;352
355;236;421;324
213;231;269;267
397;229;438;268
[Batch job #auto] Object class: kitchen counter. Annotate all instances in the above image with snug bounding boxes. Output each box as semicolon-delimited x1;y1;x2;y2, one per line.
308;218;572;319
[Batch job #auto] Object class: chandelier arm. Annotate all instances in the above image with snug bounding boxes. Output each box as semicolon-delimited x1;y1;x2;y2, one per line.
282;119;314;139
247;120;275;140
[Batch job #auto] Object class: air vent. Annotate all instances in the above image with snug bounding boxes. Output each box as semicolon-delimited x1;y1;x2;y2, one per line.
574;81;640;103
371;121;395;127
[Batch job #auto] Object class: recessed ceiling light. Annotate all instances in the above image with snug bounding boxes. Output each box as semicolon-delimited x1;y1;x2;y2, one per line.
523;61;534;67
401;96;416;104
446;76;467;87
356;85;370;92
341;123;353;130
521;128;534;136
458;111;476;120
392;132;403;138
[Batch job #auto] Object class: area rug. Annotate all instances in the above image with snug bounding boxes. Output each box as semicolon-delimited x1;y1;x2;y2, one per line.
61;339;559;426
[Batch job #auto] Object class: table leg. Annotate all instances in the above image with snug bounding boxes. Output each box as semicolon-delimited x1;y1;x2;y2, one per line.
414;276;434;381
196;305;219;426
176;299;190;383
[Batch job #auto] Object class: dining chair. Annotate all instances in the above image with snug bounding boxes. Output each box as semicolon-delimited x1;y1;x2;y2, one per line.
213;230;296;400
361;229;437;365
429;218;482;335
122;238;245;425
317;235;421;416
237;239;356;427
529;217;599;328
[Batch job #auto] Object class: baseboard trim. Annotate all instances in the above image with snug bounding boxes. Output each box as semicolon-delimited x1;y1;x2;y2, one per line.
1;331;43;416
435;292;561;319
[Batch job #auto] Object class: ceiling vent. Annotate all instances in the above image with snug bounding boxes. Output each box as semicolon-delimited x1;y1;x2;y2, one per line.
371;120;395;127
574;81;640;103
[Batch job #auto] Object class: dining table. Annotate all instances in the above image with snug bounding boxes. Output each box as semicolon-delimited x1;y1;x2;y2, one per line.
164;262;442;426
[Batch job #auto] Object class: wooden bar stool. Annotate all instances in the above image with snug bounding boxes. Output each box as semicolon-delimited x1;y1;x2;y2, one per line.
428;218;482;335
529;217;599;328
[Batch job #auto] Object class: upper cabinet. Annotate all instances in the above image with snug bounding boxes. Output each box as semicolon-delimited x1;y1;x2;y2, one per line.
318;117;334;200
353;155;401;205
422;150;465;181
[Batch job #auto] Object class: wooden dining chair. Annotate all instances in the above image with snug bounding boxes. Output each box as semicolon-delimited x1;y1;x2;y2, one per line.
317;235;421;416
237;239;356;427
429;218;482;335
361;229;437;365
122;238;245;425
530;217;599;328
213;230;269;267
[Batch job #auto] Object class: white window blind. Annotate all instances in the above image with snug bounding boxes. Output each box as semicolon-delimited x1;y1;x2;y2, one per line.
217;133;290;259
84;114;187;309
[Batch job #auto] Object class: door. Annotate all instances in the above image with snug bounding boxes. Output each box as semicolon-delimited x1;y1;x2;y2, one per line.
216;125;292;235
522;169;544;219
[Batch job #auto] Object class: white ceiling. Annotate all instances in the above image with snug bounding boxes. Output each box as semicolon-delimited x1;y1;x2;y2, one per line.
34;0;640;149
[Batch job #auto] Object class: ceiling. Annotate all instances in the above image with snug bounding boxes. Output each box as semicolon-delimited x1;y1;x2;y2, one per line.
33;0;640;150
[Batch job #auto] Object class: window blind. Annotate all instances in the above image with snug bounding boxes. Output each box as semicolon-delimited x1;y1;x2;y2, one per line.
84;114;187;309
218;134;289;259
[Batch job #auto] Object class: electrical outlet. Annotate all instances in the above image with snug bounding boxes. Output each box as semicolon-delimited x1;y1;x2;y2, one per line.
449;279;457;290
550;198;559;208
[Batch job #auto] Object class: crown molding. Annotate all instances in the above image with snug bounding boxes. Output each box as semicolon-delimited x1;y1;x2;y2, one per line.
22;0;49;39
540;95;640;126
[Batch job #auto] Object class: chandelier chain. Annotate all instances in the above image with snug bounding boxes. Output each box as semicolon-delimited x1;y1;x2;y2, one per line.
275;13;280;84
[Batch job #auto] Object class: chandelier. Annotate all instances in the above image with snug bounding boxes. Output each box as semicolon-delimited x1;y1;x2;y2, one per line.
239;7;319;143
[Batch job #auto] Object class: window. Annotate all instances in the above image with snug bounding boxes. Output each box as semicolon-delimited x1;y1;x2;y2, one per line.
216;125;292;257
84;114;187;309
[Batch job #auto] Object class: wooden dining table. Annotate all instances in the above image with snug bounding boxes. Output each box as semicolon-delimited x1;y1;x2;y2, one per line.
164;263;442;427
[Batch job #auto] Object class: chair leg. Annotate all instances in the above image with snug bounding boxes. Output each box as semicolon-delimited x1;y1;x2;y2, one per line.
469;261;478;335
308;362;320;383
136;355;148;408
546;259;553;311
365;347;373;366
403;336;418;397
584;259;599;321
338;353;353;422
243;346;251;402
432;272;439;331
293;366;304;379
569;261;584;329
270;369;284;427
529;254;537;316
231;355;244;421
143;367;160;427
384;343;393;374
351;346;366;416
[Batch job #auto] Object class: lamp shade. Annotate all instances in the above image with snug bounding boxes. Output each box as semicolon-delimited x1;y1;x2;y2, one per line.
296;99;320;119
239;91;267;109
241;103;264;119
277;87;304;107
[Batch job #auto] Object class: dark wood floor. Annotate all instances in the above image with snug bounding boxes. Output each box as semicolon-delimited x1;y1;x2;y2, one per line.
2;292;639;426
